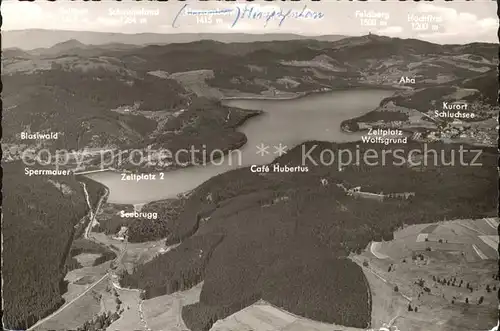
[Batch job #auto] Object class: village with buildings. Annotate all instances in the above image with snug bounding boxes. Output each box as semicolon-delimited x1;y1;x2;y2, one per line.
353;98;498;147
333;181;415;202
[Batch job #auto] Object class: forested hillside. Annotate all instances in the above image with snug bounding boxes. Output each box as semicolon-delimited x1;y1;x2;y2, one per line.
121;141;497;331
2;162;89;330
2;70;180;150
3;33;498;331
121;234;224;296
3;36;497;156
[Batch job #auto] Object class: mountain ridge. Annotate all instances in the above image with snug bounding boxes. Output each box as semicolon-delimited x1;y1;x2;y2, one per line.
2;31;498;331
3;29;348;50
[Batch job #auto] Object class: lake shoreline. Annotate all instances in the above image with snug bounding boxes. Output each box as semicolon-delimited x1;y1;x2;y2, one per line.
221;84;403;101
85;88;397;205
79;108;263;176
81;85;401;177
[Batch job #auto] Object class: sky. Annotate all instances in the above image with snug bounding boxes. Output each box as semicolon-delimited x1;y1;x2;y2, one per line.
2;0;498;44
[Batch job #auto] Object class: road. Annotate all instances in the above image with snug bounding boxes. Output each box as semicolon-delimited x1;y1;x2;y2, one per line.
106;242;152;331
27;184;110;331
351;256;412;302
27;274;109;331
484;218;499;230
472;244;488;260
370;242;389;259
84;186;109;240
387;314;400;328
458;222;487;236
350;257;406;331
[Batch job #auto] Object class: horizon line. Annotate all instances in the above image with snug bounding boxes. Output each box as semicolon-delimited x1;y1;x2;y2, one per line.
3;29;497;48
2;28;345;37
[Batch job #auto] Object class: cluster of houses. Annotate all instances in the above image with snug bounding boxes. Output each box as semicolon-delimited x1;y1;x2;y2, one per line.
423;120;495;146
347;186;415;201
357;120;405;130
332;182;415;202
112;226;128;241
367;325;401;331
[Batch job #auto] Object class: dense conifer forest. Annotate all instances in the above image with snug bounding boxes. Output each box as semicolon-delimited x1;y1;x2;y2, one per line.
3;162;91;329
121;141;496;330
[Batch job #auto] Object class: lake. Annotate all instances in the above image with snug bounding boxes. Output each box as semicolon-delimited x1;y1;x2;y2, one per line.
85;89;395;204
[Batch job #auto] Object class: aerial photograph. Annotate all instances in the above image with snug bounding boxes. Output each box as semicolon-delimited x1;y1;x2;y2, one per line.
1;1;499;331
